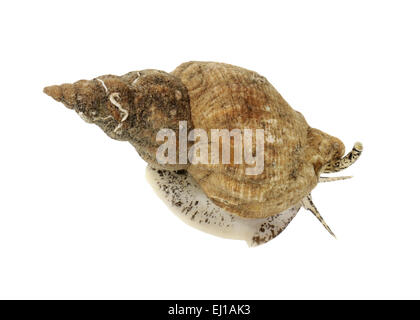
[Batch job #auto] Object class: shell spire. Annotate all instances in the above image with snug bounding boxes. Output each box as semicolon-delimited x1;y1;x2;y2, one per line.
44;83;83;110
44;70;193;170
43;80;99;111
43;85;64;103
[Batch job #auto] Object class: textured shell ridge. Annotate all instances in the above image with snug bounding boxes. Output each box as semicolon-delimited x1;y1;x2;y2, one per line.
172;61;322;219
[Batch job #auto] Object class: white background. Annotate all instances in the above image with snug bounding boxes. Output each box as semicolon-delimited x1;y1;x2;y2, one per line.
0;0;419;299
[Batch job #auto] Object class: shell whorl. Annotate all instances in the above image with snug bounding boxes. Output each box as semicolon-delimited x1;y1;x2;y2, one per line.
172;62;345;219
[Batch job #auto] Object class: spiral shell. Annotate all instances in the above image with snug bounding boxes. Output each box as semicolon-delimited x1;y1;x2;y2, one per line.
44;61;362;242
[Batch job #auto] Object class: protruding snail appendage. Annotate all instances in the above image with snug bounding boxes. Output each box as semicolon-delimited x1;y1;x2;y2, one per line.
301;193;336;238
319;176;352;183
322;142;363;173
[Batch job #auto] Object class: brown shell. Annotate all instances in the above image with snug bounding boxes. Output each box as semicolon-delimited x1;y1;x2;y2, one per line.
44;70;193;171
44;61;345;220
172;62;344;219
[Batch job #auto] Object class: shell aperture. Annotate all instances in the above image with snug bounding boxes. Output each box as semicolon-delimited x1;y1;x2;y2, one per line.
145;166;300;246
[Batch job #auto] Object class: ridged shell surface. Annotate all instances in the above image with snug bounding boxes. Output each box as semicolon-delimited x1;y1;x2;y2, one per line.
172;62;330;219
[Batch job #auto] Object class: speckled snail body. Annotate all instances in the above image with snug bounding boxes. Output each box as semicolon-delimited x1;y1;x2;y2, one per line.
44;61;362;246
